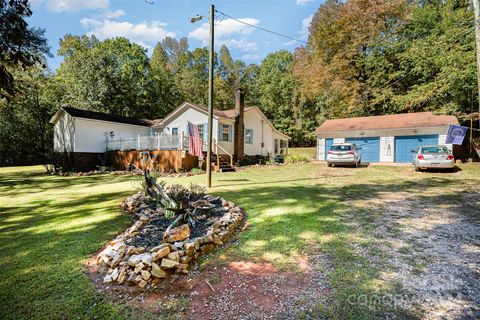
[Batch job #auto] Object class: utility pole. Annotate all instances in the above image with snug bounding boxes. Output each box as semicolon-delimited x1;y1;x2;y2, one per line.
190;5;215;188
206;3;215;188
473;0;480;129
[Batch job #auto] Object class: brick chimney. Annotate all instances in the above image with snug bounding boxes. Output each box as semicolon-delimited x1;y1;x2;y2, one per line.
234;88;245;161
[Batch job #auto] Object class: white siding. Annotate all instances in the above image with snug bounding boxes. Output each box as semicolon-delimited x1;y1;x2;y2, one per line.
244;110;280;157
438;134;453;153
317;138;325;160
53;112;74;152
216;120;235;155
160;106;287;157
380;136;394;162
161;108;210;138
74;118;150;153
161;107;236;154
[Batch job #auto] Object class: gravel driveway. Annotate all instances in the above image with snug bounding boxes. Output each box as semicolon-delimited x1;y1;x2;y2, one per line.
344;169;480;319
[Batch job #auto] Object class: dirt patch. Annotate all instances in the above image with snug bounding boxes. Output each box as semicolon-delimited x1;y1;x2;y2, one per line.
86;254;331;319
187;256;331;320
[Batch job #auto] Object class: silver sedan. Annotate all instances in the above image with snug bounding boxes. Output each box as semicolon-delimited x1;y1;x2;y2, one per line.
412;145;455;171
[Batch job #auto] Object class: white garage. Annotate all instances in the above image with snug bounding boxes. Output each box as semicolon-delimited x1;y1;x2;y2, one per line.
316;112;459;163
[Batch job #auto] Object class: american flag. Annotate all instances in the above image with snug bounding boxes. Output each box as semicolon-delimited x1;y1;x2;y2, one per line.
187;121;203;158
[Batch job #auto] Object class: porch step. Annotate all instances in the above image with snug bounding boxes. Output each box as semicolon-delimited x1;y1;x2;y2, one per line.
204;152;235;172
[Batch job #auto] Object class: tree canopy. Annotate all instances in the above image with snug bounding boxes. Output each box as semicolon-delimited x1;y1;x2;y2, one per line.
0;0;50;98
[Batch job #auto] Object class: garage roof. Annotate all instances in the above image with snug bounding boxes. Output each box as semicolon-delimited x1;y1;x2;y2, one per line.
316;112;459;133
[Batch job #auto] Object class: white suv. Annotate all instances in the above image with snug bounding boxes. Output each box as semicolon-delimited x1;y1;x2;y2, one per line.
327;143;362;167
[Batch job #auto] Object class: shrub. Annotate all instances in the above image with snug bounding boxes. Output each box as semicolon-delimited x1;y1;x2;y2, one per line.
190;167;204;175
284;154;311;164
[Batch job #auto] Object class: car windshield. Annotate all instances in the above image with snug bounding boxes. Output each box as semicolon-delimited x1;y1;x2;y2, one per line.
421;146;448;154
330;145;352;151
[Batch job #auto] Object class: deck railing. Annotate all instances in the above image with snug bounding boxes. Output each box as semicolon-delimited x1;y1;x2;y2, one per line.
107;133;188;151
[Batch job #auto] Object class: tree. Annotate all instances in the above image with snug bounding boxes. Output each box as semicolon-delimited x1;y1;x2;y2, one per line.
56;36;160;118
295;0;408;117
365;0;477;116
0;66;56;165
0;0;50;98
257;50;298;139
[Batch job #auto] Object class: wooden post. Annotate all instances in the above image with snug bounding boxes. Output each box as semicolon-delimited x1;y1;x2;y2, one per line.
206;3;215;187
157;132;160;150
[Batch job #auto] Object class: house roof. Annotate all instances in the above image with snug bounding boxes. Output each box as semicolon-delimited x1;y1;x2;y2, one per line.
182;102;255;119
50;107;154;127
155;102;290;139
316;112;459;134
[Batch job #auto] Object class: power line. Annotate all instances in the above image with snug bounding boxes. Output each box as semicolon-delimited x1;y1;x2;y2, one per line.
215;9;308;45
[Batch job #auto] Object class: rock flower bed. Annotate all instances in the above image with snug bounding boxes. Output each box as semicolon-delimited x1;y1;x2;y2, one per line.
95;185;245;289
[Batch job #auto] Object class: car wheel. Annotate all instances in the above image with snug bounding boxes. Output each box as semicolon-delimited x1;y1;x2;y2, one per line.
415;166;420;172
327;163;332;167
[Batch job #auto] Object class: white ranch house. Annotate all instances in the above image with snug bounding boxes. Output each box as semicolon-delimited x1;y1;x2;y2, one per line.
50;89;289;171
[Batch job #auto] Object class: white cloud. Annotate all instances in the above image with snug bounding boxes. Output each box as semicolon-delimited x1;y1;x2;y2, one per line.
45;0;109;12
285;13;312;46
217;39;258;52
300;14;313;39
190;18;259;41
296;0;314;5
189;17;260;53
81;18;175;44
103;9;125;19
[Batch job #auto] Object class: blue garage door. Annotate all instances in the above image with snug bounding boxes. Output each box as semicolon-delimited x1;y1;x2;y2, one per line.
345;137;380;163
325;138;333;160
394;135;439;163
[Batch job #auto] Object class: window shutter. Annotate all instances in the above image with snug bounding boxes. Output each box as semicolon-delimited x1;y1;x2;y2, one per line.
250;129;253;144
203;124;207;141
218;123;222;141
228;125;232;142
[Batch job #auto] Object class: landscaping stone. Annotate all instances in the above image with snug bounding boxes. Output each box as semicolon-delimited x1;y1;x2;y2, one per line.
141;270;151;281
152;246;170;261
95;190;246;289
127;254;141;267
163;224;190;243
151;262;167;278
167;252;180;262
161;258;179;269
134;262;145;274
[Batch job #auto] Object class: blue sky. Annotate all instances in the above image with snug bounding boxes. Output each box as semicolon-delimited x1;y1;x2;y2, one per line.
27;0;322;70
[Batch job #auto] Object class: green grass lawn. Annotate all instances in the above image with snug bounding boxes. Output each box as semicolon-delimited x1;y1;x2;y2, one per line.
288;146;316;158
1;163;478;319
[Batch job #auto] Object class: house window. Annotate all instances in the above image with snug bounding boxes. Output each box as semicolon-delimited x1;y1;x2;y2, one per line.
197;123;207;141
171;127;178;136
222;124;230;141
245;129;253;144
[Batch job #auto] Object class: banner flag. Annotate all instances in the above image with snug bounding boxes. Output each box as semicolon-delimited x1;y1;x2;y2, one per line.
187;121;204;158
445;125;468;145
